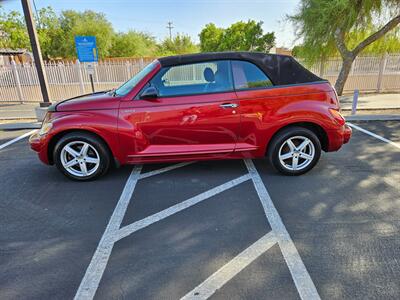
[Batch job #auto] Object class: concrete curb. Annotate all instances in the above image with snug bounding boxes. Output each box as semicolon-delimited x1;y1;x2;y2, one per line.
0;122;41;130
345;115;400;121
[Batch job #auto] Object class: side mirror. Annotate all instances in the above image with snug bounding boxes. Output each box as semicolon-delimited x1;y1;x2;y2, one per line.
140;86;158;100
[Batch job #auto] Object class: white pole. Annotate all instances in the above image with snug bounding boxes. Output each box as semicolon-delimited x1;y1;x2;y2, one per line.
319;59;324;77
351;89;359;115
11;60;25;104
376;53;388;93
94;63;99;84
76;60;85;94
125;61;131;80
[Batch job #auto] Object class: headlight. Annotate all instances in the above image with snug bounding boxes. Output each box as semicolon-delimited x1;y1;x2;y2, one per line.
39;122;53;136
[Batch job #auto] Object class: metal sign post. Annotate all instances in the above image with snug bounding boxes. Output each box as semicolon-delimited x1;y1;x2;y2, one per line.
74;36;98;93
86;63;96;93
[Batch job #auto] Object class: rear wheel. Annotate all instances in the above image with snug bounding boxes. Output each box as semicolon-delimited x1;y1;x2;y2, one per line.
54;132;110;181
268;127;321;176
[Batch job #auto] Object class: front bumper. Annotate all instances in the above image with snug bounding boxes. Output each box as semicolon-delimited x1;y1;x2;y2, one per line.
29;131;51;164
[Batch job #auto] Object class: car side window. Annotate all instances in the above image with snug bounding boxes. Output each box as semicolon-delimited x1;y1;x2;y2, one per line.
149;60;233;97
232;60;273;90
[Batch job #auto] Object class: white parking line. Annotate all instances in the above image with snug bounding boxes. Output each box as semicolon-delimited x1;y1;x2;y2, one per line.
76;159;320;300
140;161;196;179
0;129;37;150
115;174;251;242
347;122;400;150
181;231;278;300
76;162;243;300
74;165;143;300
244;159;320;300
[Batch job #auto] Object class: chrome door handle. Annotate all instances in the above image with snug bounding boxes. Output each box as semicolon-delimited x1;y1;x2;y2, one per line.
220;103;238;109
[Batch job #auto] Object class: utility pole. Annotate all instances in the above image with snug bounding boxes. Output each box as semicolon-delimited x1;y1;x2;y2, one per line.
21;0;51;107
166;21;174;40
32;0;41;29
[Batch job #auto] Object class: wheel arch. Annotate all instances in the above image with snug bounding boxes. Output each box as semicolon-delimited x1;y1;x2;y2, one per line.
47;129;116;165
266;122;329;155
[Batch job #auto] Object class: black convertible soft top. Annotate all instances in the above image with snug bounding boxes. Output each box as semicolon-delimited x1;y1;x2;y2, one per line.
158;51;324;86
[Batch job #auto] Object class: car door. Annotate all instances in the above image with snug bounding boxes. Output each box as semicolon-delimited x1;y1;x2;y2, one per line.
119;60;240;161
231;60;277;153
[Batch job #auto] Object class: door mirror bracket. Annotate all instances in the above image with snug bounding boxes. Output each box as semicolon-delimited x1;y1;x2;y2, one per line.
140;86;158;100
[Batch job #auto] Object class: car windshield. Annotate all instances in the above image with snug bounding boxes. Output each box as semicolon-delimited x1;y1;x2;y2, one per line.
114;61;157;96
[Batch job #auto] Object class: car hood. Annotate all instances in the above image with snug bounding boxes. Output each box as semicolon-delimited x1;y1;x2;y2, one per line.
52;91;119;112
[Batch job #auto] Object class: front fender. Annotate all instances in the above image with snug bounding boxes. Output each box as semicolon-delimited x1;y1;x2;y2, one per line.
46;110;123;164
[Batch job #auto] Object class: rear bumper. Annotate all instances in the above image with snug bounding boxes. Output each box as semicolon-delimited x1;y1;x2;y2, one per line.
327;124;352;151
29;132;51;164
343;125;352;144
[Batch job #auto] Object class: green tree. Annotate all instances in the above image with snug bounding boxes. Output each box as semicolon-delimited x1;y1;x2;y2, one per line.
199;20;275;53
293;26;400;59
1;6;201;59
110;30;157;57
288;0;400;95
199;23;224;52
1;7;116;60
346;26;400;54
0;8;30;49
37;7;64;59
157;34;198;56
58;10;114;59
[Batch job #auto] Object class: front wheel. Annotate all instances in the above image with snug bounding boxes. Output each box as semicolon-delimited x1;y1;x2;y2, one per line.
54;132;111;181
268;127;321;176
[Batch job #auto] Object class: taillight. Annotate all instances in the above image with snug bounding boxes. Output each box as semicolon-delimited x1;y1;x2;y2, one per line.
329;108;346;126
330;87;340;110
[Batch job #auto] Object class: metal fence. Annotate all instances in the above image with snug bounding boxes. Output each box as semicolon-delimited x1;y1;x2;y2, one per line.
0;58;154;103
1;54;399;103
303;54;400;93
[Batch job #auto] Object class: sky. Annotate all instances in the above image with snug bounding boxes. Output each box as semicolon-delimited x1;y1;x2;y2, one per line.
1;0;301;47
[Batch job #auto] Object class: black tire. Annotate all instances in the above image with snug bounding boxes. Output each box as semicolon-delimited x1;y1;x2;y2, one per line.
268;126;321;176
53;132;111;181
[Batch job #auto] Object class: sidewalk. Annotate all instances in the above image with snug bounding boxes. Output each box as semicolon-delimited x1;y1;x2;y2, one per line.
0;103;37;120
340;93;400;110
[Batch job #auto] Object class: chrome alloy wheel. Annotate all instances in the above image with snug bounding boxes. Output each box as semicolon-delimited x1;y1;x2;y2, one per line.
60;141;100;177
278;136;315;171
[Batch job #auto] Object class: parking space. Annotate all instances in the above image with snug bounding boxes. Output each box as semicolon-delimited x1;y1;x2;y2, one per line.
0;129;36;151
0;131;133;299
1;121;399;300
253;121;400;299
351;121;400;143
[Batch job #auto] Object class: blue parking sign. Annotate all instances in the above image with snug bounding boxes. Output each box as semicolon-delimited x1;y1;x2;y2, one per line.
75;36;98;62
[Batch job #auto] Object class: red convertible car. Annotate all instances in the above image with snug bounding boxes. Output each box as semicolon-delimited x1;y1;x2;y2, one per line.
30;52;351;180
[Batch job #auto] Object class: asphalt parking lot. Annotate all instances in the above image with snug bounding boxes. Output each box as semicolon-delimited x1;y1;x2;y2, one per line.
1;121;399;300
